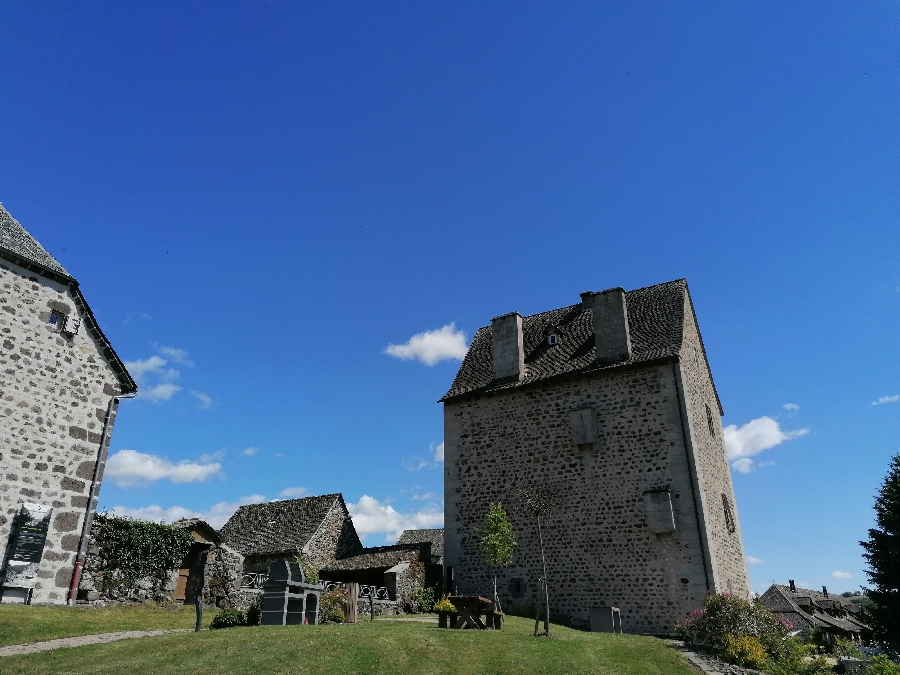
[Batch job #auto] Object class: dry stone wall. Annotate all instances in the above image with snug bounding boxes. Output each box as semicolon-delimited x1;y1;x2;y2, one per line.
0;261;122;604
444;361;717;634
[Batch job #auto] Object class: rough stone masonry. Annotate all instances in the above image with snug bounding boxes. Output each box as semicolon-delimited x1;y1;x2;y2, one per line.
0;204;135;605
441;280;749;634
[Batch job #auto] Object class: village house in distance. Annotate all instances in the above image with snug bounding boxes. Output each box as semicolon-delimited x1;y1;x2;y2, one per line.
441;280;749;633
0;204;136;605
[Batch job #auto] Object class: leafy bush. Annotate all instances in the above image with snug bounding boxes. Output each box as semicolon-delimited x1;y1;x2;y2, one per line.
93;514;194;595
764;638;832;675
869;655;900;675
676;593;791;658
319;590;346;624
245;605;261;626
413;586;436;613
722;635;768;669
210;608;245;629
434;595;456;613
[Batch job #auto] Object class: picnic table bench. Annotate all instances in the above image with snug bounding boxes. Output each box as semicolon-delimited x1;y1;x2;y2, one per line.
438;596;503;630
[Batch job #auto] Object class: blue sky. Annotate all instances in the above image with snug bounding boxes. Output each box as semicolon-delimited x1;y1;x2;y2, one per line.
1;1;898;595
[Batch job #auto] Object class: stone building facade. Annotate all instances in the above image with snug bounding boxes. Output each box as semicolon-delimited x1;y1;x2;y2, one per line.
441;280;749;634
0;204;136;605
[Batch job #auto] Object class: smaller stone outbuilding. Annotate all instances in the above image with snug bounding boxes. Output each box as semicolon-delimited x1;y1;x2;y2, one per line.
758;583;870;642
397;528;444;565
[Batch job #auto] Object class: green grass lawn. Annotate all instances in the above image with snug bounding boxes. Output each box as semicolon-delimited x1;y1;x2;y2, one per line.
0;615;698;675
0;603;219;647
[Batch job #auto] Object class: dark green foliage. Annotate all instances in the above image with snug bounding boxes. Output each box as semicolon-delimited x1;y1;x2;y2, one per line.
210;608;245;629
476;503;516;568
93;514;194;594
861;453;900;653
319;589;346;624
413;586;436;613
245;605;261;626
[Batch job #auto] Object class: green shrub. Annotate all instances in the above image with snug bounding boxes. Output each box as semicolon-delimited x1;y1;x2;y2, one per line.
245;606;261;626
764;638;831;675
676;593;791;658
318;590;346;624
869;655;900;675
413;586;436;613
722;634;768;669
210;608;245;629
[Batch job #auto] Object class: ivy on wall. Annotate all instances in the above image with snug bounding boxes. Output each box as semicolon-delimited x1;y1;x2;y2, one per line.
93;514;194;593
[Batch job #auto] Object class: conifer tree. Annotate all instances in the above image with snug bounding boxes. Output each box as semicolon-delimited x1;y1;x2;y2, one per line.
861;452;900;652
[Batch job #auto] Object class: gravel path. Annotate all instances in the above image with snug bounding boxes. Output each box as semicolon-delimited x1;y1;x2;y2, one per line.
0;629;191;658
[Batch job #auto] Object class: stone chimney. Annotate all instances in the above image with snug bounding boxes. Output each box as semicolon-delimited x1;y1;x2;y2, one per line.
581;287;632;366
491;312;525;381
822;586;828;598
789;579;796;592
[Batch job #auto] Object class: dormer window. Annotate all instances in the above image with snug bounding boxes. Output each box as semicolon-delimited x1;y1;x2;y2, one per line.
49;310;66;329
547;333;559;346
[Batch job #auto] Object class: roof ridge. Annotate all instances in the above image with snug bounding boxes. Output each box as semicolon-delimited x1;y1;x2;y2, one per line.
0;203;71;278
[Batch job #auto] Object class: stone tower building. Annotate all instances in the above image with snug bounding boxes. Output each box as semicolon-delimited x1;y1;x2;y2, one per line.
0;204;136;605
441;279;748;634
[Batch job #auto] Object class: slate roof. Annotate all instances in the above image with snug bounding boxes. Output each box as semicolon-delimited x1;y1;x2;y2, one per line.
320;543;432;573
397;528;443;563
173;518;222;544
0;204;71;278
441;279;693;401
219;494;343;557
0;203;136;395
759;585;870;636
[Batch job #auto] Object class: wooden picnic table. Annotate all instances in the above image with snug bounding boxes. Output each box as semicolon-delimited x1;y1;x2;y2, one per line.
439;596;503;630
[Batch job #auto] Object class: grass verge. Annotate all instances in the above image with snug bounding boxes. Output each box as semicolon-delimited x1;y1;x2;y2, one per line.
0;603;219;647
0;615;697;675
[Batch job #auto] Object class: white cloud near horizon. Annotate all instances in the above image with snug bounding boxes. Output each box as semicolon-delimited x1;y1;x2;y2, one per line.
159;346;194;366
140;383;183;402
278;487;309;498
724;416;809;473
125;355;167;379
412;492;437;501
872;395;900;406
106;449;223;487
384;324;468;366
109;494;266;529
433;442;444;462
347;495;443;543
831;570;852;579
746;556;766;564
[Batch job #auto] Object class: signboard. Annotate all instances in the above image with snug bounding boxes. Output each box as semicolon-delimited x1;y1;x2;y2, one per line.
2;502;53;590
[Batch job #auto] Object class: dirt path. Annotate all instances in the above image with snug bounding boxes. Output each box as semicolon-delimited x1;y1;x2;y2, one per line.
0;629;191;657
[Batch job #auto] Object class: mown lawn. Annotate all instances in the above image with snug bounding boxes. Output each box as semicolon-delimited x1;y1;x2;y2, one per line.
0;615;697;675
0;603;219;647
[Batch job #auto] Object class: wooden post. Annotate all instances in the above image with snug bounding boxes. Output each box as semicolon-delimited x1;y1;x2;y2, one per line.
370;588;376;621
195;594;203;632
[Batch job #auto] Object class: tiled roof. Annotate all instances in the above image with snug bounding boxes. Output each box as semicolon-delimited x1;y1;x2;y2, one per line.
760;585;869;635
173;518;222;544
320;543;431;573
219;494;342;557
0;204;70;278
397;528;443;563
441;279;688;401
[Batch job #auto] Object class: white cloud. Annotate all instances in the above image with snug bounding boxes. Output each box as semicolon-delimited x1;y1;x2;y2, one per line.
191;391;213;409
745;556;766;564
782;403;799;414
159;346;194;366
106;449;223;487
242;447;260;456
198;449;226;463
279;487;309;498
412;492;437;501
139;383;183;402
109;494;266;529
404;457;429;472
125;356;167;379
724;416;809;473
384;323;469;366
831;571;852;579
433;442;444;463
872;395;900;406
347;495;443;543
123;312;152;324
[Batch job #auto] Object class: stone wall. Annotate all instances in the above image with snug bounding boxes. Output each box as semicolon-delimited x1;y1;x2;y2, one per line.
444;360;724;634
203;543;244;608
677;294;749;597
0;260;123;604
304;500;361;574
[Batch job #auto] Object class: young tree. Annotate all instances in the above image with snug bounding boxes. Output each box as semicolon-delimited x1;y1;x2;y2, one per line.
861;452;900;653
476;503;517;612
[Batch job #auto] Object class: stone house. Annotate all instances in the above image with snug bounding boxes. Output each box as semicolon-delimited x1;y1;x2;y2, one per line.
441;280;749;634
220;495;442;604
758;583;870;641
397;527;444;565
0;204;136;605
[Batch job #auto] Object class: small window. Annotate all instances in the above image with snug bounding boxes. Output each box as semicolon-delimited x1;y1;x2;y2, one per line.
48;311;66;330
722;494;736;534
547;333;558;346
706;404;716;438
